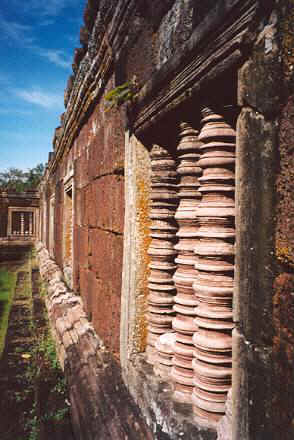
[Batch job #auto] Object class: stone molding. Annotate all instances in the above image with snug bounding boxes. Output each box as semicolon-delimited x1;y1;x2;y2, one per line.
132;0;259;134
50;0;136;173
48;0;261;171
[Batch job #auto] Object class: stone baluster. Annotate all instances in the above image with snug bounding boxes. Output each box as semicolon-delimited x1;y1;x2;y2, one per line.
29;212;33;235
171;123;202;403
20;212;25;235
192;108;236;425
146;144;178;366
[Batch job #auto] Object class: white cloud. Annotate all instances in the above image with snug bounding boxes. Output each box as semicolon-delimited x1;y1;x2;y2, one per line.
0;14;71;70
0;15;34;45
0;108;33;115
38;49;71;69
13;88;64;109
11;0;80;17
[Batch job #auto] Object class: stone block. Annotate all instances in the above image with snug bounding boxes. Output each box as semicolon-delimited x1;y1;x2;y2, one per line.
87;228;123;354
235;107;277;345
232;328;273;440
76;226;89;272
79;268;90;314
238;13;281;118
89;175;124;233
87;95;125;179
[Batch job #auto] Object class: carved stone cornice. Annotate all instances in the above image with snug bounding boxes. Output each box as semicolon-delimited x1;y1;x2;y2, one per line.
49;0;137;174
49;0;263;173
132;0;259;134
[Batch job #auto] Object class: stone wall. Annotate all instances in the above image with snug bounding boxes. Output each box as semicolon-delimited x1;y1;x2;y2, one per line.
38;0;294;439
233;4;294;439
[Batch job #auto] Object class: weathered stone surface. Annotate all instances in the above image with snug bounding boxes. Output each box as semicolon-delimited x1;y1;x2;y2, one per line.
232;328;273;440
36;243;152;440
275;94;294;269
238;11;281;118
127;355;217;440
272;273;294;440
235;107;277;345
88;228;123;354
216;389;232;440
88;176;124;233
156;0;195;69
37;1;294;439
232;7;294;439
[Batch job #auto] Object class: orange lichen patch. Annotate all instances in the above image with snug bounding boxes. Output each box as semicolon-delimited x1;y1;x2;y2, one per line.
135;177;151;353
64;191;73;266
276;95;294;272
273;273;294;346
275;242;294;269
272;273;294;437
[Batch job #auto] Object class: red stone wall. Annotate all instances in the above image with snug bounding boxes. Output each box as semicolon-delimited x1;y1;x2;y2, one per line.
50;75;126;357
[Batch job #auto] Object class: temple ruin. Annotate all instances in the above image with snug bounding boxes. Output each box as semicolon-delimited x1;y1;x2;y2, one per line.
8;1;294;439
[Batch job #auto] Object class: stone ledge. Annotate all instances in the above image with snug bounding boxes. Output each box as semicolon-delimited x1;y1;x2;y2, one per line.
36;241;152;440
126;355;218;440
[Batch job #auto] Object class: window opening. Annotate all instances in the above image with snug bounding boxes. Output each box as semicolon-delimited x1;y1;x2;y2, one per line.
49;196;55;257
63;185;73;287
8;209;35;236
144;106;236;428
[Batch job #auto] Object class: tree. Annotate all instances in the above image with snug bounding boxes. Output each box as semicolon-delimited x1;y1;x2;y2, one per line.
25;163;45;190
0;163;45;192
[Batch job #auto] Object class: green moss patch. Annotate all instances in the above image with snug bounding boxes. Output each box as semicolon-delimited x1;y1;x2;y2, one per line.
0;268;16;358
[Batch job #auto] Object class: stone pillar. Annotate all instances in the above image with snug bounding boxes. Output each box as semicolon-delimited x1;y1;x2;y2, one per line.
146;144;178;366
29;212;33;235
7;209;12;236
192;107;236;426
171;122;202;403
20;212;25;235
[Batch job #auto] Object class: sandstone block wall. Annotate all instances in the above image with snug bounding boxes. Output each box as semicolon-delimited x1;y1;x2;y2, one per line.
38;0;294;439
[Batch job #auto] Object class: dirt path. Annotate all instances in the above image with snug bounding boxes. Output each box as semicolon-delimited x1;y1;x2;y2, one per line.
0;249;74;440
0;260;34;439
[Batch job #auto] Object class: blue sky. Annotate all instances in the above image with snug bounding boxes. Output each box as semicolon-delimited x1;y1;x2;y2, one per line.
0;0;86;171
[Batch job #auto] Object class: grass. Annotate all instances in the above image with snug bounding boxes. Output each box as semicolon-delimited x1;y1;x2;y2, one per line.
0;268;17;358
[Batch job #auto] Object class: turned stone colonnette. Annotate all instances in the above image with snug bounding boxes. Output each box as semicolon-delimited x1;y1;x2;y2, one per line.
192;108;236;425
145;108;236;428
171;123;202;403
146;144;178;369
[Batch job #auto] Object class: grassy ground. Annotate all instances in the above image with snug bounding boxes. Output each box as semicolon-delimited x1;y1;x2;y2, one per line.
0;249;73;440
0;268;17;358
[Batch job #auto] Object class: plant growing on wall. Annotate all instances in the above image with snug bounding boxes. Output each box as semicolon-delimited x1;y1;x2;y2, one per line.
104;76;139;111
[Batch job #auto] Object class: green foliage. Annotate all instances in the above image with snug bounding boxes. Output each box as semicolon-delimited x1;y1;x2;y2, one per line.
104;76;139;111
37;333;60;371
0;163;45;192
25;330;70;439
25;330;61;384
0;269;17;358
